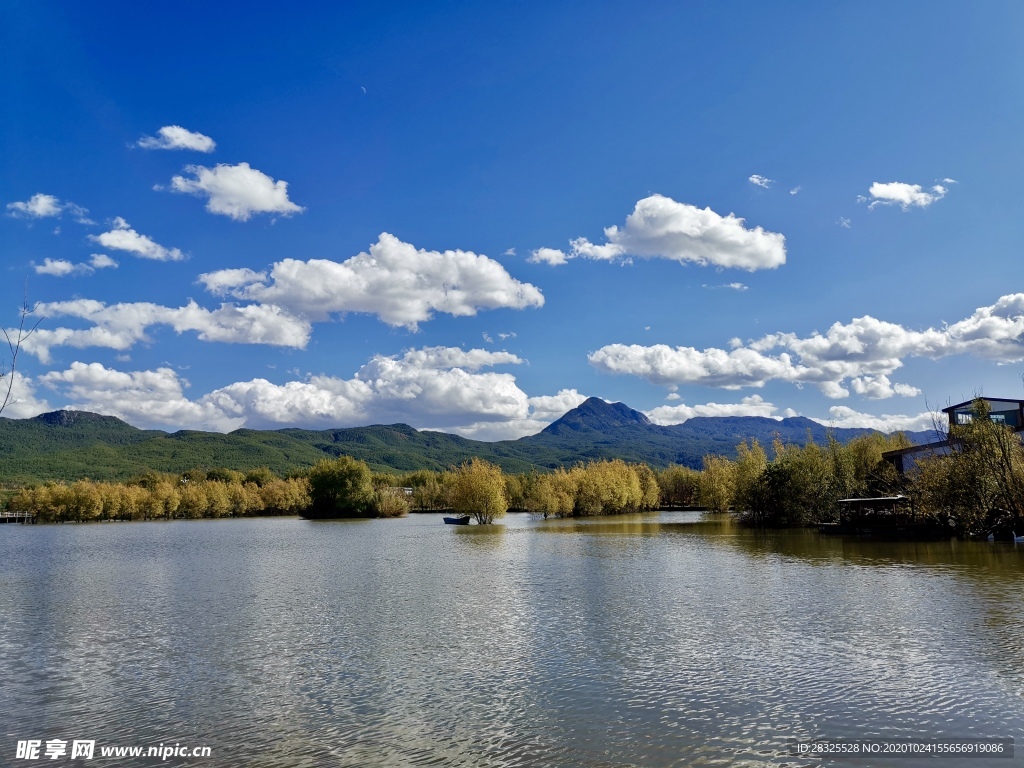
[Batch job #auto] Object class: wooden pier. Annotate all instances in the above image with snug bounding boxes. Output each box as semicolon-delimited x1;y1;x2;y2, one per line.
0;511;36;524
818;495;949;539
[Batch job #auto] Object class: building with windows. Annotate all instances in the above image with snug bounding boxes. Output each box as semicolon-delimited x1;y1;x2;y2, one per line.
942;397;1024;430
882;397;1024;474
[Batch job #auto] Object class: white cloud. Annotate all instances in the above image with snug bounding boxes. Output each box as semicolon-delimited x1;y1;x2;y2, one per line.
865;181;949;210
200;232;544;330
528;247;569;265
90;217;185;261
393;346;523;370
0;372;51;418
39;350;584;438
849;374;921;400
7;193;91;223
23;299;311;363
456;388;589;441
41;363;240;431
197;267;266;294
34;259;85;277
137;125;216;152
8;193;61;218
33;254;118;277
26;234;542;361
789;186;801;195
819;406;935;434
838;217;851;228
703;282;748;291
170;162;303;220
749;174;773;188
589;293;1024;399
524;388;588;423
538;194;786;271
646;394;781;425
89;253;118;269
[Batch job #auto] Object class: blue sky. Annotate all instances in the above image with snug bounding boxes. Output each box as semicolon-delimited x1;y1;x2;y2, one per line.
4;1;1024;439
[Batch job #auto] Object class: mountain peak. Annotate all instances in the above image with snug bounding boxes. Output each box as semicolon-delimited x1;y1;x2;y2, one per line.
32;410;130;428
542;397;652;435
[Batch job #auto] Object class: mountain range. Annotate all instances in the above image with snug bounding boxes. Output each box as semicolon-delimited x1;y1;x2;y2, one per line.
0;398;937;484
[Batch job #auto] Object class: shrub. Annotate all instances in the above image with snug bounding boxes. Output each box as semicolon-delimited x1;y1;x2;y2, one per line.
449;458;508;524
306;456;375;517
371;487;411;518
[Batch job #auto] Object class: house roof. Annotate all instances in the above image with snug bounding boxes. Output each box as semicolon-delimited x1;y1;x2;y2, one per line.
881;441;950;458
941;397;1024;413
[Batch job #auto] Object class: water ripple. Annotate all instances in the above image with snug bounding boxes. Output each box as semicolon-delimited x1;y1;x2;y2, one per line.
1;513;1022;766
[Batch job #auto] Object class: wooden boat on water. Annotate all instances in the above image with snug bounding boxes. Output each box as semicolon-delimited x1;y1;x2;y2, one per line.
443;515;472;525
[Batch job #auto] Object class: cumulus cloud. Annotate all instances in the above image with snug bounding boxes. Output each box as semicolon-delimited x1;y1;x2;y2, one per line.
137;125;216;152
536;194;785;271
646;394;782;425
864;181;949;210
392;347;523;370
89;253;118;269
589;293;1024;399
90;217;185;261
23;234;542;360
528;247;569;265
34;259;85;277
200;232;544;330
197;267;266;294
33;253;118;277
170;162;303;220
41;363;240;431
38;349;585;438
23;299;311;363
821;406;936;434
0;372;51;418
7;193;91;223
8;193;61;218
849;374;921;399
749;174;773;188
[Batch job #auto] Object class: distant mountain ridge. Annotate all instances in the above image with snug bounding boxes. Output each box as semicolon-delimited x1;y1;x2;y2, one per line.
0;398;938;484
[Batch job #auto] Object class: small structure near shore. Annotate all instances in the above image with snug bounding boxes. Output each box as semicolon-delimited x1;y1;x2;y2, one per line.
819;495;948;539
0;510;36;524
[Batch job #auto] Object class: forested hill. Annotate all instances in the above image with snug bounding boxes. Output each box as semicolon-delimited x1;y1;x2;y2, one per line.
0;398;937;484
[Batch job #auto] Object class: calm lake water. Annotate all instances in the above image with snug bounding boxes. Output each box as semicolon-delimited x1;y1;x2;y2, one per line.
1;512;1022;767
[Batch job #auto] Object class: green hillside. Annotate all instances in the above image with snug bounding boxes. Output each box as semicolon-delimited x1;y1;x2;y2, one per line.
0;399;934;485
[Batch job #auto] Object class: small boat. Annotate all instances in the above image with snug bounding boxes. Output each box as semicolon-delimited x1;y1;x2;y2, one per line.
1013;531;1024;543
443;515;472;525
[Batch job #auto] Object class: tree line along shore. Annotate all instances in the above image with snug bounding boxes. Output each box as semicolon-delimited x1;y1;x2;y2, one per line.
5;399;1023;538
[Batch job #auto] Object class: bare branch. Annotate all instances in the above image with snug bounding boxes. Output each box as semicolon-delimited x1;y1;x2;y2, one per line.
0;288;43;417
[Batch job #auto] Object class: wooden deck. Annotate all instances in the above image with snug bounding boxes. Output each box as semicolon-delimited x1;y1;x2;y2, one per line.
0;511;36;524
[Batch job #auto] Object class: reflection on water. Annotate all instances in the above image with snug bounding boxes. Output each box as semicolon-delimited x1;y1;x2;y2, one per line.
1;513;1022;767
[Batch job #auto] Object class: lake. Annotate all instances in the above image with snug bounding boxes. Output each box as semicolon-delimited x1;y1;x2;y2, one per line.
1;512;1022;767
